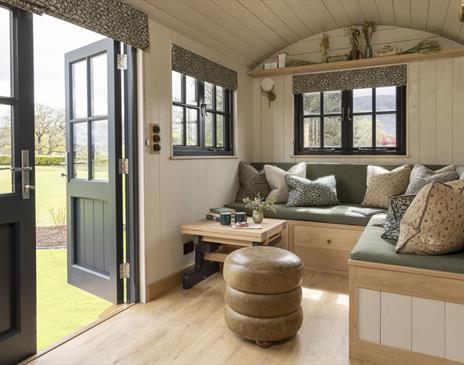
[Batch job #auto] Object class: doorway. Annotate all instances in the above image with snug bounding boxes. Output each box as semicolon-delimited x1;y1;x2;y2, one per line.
0;5;138;362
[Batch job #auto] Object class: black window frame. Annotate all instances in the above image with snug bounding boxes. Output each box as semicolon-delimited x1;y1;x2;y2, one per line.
294;86;406;155
172;71;234;156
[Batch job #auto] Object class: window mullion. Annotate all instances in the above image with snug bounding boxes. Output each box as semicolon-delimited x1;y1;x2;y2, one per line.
198;80;204;149
320;92;324;149
372;88;376;148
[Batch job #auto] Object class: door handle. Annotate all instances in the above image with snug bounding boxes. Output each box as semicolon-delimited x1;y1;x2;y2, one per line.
10;166;33;172
25;184;35;192
19;150;33;200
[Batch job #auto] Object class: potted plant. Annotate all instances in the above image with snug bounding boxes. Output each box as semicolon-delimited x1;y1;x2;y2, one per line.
243;193;276;224
346;26;361;60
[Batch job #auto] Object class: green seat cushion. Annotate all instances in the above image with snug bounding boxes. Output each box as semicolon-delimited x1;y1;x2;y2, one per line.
351;215;464;274
224;202;375;226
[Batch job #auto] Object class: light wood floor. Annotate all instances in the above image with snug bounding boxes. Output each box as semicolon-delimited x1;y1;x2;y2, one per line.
28;271;365;365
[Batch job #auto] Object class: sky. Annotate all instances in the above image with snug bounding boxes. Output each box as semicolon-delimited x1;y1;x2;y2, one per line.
0;9;104;109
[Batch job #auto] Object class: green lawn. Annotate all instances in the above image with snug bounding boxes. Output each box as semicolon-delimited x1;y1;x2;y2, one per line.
0;165;66;226
37;248;111;350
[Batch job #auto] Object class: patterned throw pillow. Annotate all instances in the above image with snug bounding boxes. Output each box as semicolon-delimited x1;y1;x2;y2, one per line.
286;175;339;207
405;164;458;195
264;163;306;203
381;195;416;242
236;162;270;202
361;165;412;209
396;181;464;255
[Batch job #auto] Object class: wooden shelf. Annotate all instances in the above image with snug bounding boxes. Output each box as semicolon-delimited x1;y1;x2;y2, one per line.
247;48;464;77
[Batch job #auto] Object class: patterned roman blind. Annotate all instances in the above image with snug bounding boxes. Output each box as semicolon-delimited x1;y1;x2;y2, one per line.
293;64;407;94
172;44;238;91
1;0;149;50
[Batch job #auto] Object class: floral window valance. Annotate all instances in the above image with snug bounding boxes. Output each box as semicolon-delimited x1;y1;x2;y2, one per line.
293;64;407;94
172;44;238;91
1;0;149;50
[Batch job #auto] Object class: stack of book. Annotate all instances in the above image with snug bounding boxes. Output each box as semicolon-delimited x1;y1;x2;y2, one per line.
206;207;236;222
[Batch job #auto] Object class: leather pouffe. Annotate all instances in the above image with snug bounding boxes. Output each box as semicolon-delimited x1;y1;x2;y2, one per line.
223;246;304;347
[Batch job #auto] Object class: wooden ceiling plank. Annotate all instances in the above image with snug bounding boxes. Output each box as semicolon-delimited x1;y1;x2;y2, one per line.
341;0;365;25
427;0;450;34
263;0;312;39
411;0;429;31
393;0;411;27
129;0;254;66
285;0;325;34
323;0;352;27
303;0;339;31
150;0;263;62
358;0;381;23
376;0;396;26
185;0;273;55
442;0;464;40
214;0;287;48
239;0;300;44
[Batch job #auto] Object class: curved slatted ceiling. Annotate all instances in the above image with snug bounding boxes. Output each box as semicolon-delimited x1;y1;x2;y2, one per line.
127;0;464;67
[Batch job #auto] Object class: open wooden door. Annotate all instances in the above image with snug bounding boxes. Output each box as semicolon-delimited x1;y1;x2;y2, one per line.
65;38;123;304
0;6;36;365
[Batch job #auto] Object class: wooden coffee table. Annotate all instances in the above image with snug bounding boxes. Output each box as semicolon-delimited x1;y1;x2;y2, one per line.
181;218;287;289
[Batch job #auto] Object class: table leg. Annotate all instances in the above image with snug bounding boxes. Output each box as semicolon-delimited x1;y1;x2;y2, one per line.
182;235;219;289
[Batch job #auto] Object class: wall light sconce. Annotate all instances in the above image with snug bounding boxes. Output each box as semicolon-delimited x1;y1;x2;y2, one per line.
260;78;276;107
460;0;464;22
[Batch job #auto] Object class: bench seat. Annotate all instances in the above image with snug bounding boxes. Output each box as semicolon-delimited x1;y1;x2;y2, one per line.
224;202;375;227
350;214;464;274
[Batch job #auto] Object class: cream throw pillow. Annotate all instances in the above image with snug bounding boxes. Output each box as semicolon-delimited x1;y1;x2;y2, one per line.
264;163;306;203
361;165;412;209
396;181;464;255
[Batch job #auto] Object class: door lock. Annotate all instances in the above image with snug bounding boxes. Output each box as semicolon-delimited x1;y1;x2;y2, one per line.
12;150;34;200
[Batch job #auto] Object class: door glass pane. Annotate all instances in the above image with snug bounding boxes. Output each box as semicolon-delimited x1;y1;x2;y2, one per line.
72;122;88;179
205;82;213;109
72;60;87;118
0;7;11;97
216;114;224;148
376;114;397;147
376;87;396;112
323;91;341;114
303;117;320;148
186;76;197;105
205;113;213;147
216;86;224;111
172;105;183;145
186;108;198;146
90;53;107;116
91;120;108;181
0;105;12;193
353;115;372;148
353;88;372;113
324;116;341;148
172;71;182;103
304;92;320;115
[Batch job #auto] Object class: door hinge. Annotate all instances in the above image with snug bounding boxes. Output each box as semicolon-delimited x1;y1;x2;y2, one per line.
120;262;130;279
117;54;128;70
118;158;129;174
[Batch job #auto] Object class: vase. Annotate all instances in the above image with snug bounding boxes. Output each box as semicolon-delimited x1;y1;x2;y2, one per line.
349;47;360;60
252;210;264;224
364;44;373;59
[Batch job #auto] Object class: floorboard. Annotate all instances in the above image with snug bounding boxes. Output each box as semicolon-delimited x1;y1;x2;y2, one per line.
28;271;365;365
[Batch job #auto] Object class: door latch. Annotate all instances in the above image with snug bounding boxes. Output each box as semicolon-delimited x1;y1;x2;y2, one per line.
10;150;34;200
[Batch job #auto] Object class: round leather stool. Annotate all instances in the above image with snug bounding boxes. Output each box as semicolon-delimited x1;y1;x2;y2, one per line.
223;246;304;347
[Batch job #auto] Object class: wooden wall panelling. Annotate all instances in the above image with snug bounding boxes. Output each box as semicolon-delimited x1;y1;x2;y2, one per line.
252;77;262;161
283;75;294;163
407;61;421;162
418;60;436;163
272;76;285;162
435;58;453;163
452;57;464;164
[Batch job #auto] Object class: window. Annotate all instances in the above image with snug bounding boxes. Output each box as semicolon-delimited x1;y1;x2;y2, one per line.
294;86;406;155
172;71;233;156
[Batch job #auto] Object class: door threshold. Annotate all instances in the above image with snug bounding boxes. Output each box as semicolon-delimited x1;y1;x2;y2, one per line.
19;303;134;365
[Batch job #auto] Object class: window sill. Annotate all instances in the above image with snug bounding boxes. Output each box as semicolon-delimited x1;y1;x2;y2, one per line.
170;155;239;161
290;154;411;159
